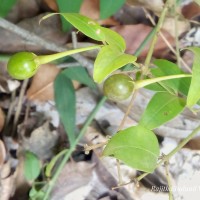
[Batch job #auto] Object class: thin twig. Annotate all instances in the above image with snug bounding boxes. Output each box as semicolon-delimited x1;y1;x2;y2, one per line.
164;161;173;200
137;124;200;182
118;90;138;131
174;3;181;68
144;0;172;69
42;96;107;200
12;79;29;137
143;8;191;72
116;159;122;185
0;18;94;72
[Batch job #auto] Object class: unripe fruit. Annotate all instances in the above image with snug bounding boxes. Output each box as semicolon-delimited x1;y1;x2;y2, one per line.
103;74;134;101
7;52;39;80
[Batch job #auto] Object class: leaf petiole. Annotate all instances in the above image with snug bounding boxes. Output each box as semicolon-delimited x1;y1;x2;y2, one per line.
36;45;102;65
135;74;192;89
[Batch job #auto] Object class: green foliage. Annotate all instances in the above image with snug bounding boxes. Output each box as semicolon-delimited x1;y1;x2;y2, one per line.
56;0;83;32
54;66;96;146
101;27;126;51
54;73;76;145
56;13;105;41
41;13;135;82
29;183;46;200
146;59;191;96
0;0;17;17
45;149;68;178
100;0;125;19
94;45;136;83
24;151;40;181
62;66;96;89
139;92;186;130
103;125;160;172
185;47;200;108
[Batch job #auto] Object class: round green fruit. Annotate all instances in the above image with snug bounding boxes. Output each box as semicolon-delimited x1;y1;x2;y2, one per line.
103;74;134;101
7;52;39;80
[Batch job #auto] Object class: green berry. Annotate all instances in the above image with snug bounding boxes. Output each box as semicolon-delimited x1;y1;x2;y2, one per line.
7;52;39;80
103;74;134;101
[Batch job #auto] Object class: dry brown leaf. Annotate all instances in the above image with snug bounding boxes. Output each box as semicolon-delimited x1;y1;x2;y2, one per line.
21;121;59;159
26;64;80;101
0;162;15;200
80;0;99;19
43;0;58;11
112;24;175;59
182;2;200;20
80;0;119;26
126;0;164;14
163;18;189;37
6;0;40;23
0;140;6;167
26;64;60;101
0;107;5;132
51;161;95;200
0;13;68;54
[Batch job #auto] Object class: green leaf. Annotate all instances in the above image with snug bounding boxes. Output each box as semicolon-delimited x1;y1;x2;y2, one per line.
56;0;83;32
24;151;40;181
101;27;126;52
185;47;200;108
0;0;17;17
62;66;96;89
29;187;45;200
139;92;186;130
94;45;137;83
100;0;125;19
103;125;159;173
40;13;126;50
194;0;200;6
152;59;191;95
54;73;76;145
45;149;68;177
59;13;106;41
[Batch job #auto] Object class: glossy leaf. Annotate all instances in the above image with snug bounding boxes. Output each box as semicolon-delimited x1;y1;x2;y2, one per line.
185;47;200;108
153;59;191;95
54;73;76;145
0;0;17;17
94;45;137;83
41;13;126;49
101;27;126;52
56;0;83;31
139;92;186;130
100;0;125;19
60;13;105;41
24;151;40;181
103;125;159;173
62;66;96;89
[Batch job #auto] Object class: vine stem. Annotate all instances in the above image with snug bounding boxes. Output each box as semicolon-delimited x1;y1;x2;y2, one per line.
144;0;173;70
164;161;173;200
42;96;107;200
137;124;200;181
112;124;200;189
37;45;101;65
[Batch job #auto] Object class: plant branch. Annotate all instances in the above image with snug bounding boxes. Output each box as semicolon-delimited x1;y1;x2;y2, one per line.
12;79;29;137
137;124;200;182
0;17;94;71
164;161;173;200
42;96;107;200
143;8;191;72
144;0;172;70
